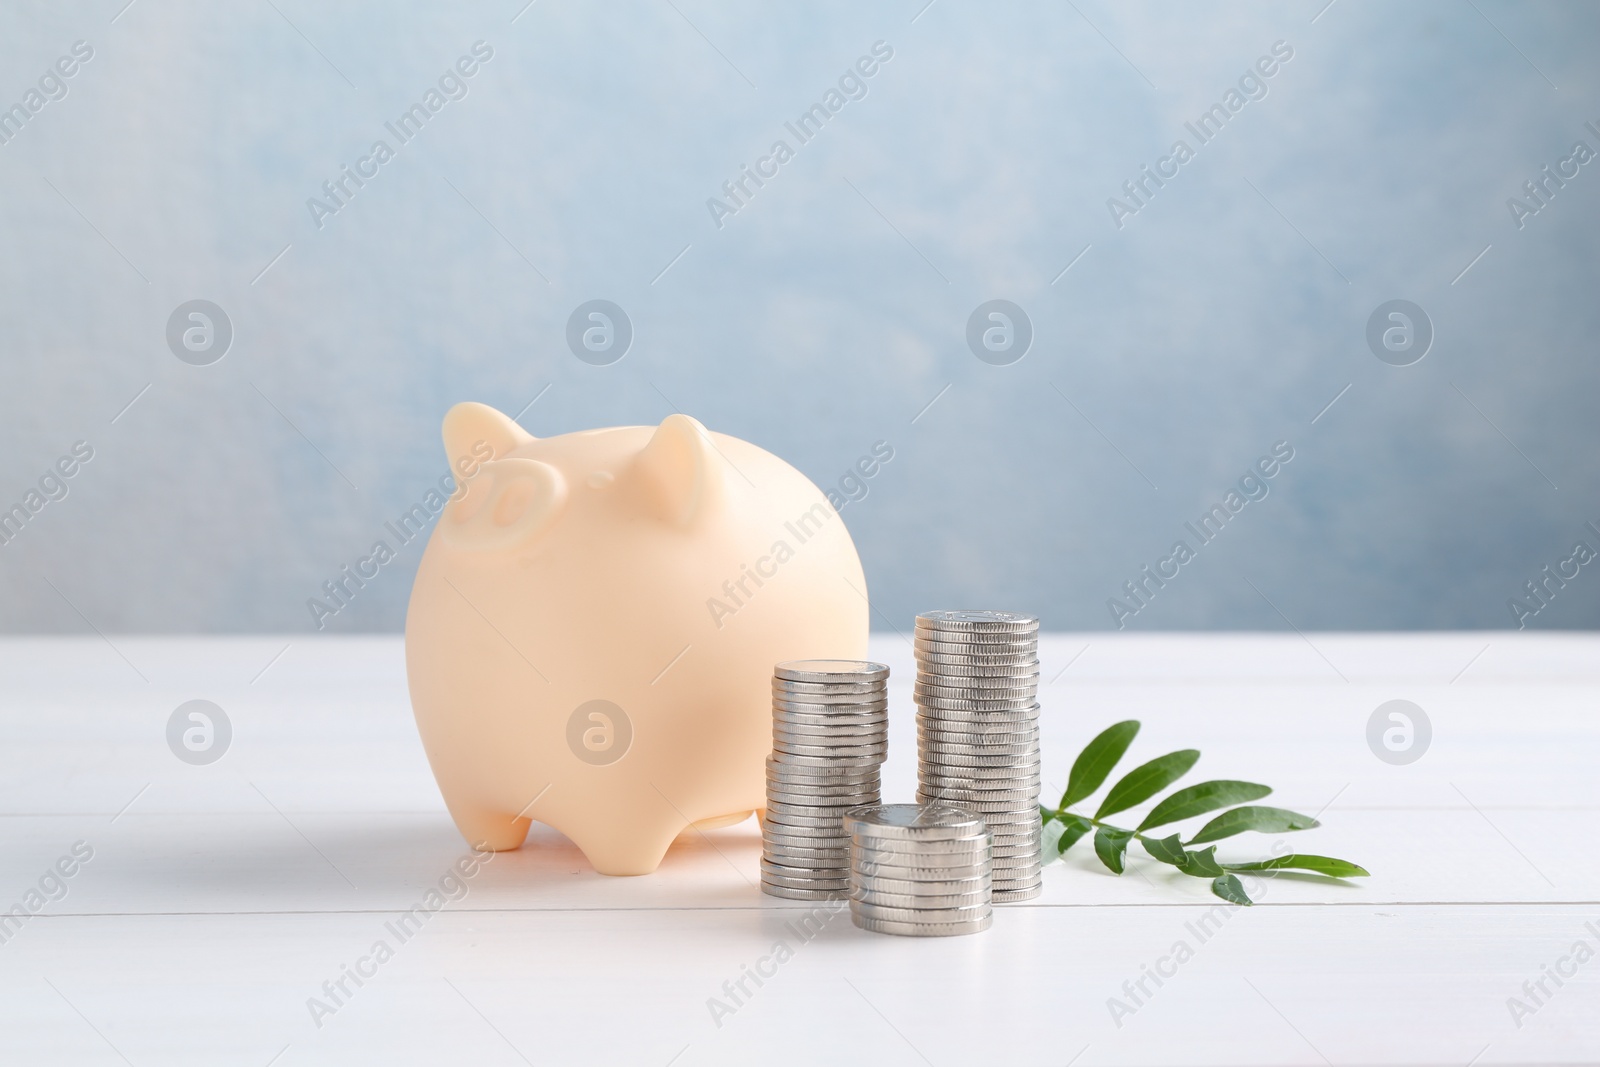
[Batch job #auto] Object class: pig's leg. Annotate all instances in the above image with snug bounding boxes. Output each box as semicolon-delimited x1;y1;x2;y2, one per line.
443;796;531;852
565;810;686;876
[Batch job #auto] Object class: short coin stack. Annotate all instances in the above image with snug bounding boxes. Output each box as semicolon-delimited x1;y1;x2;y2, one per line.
761;660;890;900
845;803;993;936
914;609;1044;902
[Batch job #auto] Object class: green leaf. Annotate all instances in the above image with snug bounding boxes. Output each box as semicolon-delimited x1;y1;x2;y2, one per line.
1140;833;1186;865
1211;873;1253;905
1058;720;1140;810
1095;749;1201;819
1040;805;1057;824
1187;806;1320;845
1137;780;1273;831
1093;827;1134;874
1177;846;1224;877
1222;854;1370;878
1057;813;1094;855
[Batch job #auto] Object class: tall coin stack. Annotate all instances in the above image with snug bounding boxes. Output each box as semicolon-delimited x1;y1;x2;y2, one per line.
914;610;1044;902
761;660;890;900
845;803;994;936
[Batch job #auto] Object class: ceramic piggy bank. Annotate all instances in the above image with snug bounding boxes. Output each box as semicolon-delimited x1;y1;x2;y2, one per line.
405;402;868;875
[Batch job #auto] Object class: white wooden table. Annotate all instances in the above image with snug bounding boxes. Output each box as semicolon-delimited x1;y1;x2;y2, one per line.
1;634;1595;1066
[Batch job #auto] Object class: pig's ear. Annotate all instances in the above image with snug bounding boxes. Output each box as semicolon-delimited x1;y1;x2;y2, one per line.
634;414;724;526
441;402;533;472
440;458;567;551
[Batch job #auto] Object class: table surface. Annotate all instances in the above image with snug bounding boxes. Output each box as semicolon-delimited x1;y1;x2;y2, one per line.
1;633;1595;1066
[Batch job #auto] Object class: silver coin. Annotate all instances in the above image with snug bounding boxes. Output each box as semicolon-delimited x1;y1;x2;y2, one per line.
764;848;850;866
918;720;1040;738
921;748;1043;764
762;825;852;844
767;761;882;777
842;803;987;840
915;704;1038;718
771;726;889;742
774;707;888;723
852;888;992;910
767;781;881;798
761;881;846;901
991;866;1044;879
854;849;990;872
987;855;1043;868
919;754;1042;772
904;796;1017;811
914;701;1038;717
990;853;1044;867
915;609;1038;632
765;844;849;862
985;838;1049;857
854;879;992;897
914;635;1037;654
850;899;992;924
774;677;887;695
989;853;1043;868
986;835;1043;848
917;738;1040;755
762;874;852;892
773;686;890;704
765;798;871;816
917;662;1042;680
990;885;1043;903
916;781;1039;796
921;723;1043;739
773;738;888;757
915;687;1038;702
915;633;1036;652
773;718;890;735
761;857;851;880
915;676;1038;692
767;774;882;792
916;651;1040;668
855;862;989;884
914;799;1038;816
768;780;883;796
769;752;878;768
773;717;888;734
762;809;853;830
920;805;1038;822
853;834;991;856
914;702;1038;718
763;815;854;833
774;703;889;718
764;839;850;857
773;693;891;709
771;753;885;770
774;738;888;754
918;768;1041;786
765;832;855;851
852;872;990;891
917;709;1041;726
761;855;848;876
774;660;890;684
850;912;994;937
853;858;993;880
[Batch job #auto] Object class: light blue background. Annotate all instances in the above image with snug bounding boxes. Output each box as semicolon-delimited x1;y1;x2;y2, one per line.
1;0;1596;632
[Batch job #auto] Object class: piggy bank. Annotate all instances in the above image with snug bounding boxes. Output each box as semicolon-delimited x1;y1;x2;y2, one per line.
404;402;868;875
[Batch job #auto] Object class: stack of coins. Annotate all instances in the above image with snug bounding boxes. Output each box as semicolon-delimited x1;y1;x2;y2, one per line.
845;803;994;936
761;660;890;900
913;610;1043;902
